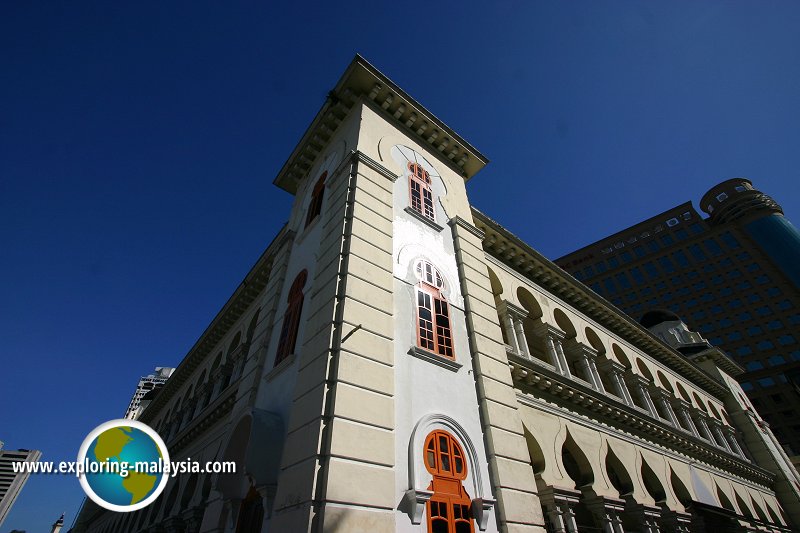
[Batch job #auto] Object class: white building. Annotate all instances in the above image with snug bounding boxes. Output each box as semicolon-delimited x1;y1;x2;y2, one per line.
124;367;175;420
73;56;800;533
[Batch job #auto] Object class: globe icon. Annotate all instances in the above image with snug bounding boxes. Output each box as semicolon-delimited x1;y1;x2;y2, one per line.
78;419;170;512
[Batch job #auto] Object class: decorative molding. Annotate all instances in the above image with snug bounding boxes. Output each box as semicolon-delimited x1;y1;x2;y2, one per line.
408;346;462;373
404;206;445;232
448;215;486;240
402;488;433;524
471;497;497;531
352;149;400;182
264;353;296;382
510;357;774;488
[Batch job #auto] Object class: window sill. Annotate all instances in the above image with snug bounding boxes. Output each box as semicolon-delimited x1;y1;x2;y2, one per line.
408;346;462;372
404;207;444;232
296;215;321;245
265;353;296;382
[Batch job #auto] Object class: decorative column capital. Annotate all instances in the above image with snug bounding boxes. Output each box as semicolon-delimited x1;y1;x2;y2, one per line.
532;322;567;341
497;300;529;320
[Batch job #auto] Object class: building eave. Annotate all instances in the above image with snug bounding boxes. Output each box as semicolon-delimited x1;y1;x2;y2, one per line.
139;225;292;423
472;207;731;399
273;54;488;194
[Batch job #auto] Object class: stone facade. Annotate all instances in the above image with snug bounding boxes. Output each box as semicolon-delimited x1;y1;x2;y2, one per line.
72;56;800;533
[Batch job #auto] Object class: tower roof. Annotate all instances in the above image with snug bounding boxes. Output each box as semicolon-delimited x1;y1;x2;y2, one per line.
273;54;488;194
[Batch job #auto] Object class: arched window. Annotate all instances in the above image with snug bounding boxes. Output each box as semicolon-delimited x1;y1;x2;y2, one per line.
409;162;435;221
275;270;307;366
415;261;453;359
424;430;473;533
305;171;327;227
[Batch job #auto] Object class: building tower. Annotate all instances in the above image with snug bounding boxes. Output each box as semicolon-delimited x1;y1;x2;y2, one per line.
0;443;42;528
71;56;800;533
124;367;175;419
556;178;800;461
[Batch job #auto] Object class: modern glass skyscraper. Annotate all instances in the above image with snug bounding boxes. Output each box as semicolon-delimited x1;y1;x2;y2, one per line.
557;178;800;458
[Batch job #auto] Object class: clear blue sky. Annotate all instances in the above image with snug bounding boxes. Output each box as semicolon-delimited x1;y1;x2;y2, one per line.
2;2;799;530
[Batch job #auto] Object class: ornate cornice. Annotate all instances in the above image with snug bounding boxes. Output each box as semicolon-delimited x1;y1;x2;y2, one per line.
140;227;293;424
274;55;488;194
472;208;731;400
509;355;774;487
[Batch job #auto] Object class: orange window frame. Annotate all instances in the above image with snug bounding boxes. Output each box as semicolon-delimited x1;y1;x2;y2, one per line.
416;284;454;359
424;430;474;533
275;270;307;366
305;171;327;228
408;162;435;221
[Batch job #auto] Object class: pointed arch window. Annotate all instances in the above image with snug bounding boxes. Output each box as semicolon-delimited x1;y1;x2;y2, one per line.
275;270;307;366
409;162;435;221
424;430;473;533
415;261;453;359
305;171;327;228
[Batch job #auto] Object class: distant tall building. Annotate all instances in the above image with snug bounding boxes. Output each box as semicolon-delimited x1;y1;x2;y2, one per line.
557;178;800;457
124;367;175;419
0;442;42;528
50;513;64;533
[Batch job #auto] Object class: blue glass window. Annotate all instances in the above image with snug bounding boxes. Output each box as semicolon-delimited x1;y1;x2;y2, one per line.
719;318;733;328
738;312;753;321
690;223;704;235
748;326;763;336
757;340;775;351
721;232;741;249
692;310;707;320
758;377;775;387
673;250;690;267
738;281;752;290
630;267;644;283
741;381;754;391
728;269;742;279
768;355;786;366
767;287;782;296
689;244;707;262
704;239;723;256
603;278;617;294
756;306;773;317
719;287;733;297
615;273;631;289
747;263;761;272
737;346;752;356
647;241;660;253
644;262;659;279
700;323;715;333
778;299;793;310
729;299;742;309
660;234;675;246
658;256;675;273
756;274;770;284
634;246;646;258
676;228;689;241
710;305;723;314
779;335;796;346
767;320;783;330
596;262;608;274
728;331;742;341
620;251;632;264
748;293;761;303
608;256;619;268
746;361;764;371
701;293;714;302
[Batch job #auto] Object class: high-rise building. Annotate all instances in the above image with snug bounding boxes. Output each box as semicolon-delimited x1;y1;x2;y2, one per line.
124;367;175;420
0;443;42;528
72;56;800;533
556;179;800;459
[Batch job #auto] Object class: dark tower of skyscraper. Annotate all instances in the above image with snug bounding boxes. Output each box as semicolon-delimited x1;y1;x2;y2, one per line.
557;178;800;461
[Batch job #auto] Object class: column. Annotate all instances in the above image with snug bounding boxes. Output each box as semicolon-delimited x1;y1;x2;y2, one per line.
553;335;573;379
586;356;606;393
651;389;680;427
503;312;520;354
598;360;635;406
514;319;531;358
672;401;700;437
560;501;578;533
545;333;566;373
724;428;746;457
693;412;714;442
710;422;733;453
628;375;658;417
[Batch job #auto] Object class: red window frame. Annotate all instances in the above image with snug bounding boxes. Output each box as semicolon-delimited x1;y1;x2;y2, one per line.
424;430;474;533
305;171;327;228
275;270;307;366
415;262;453;359
408;162;435;221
